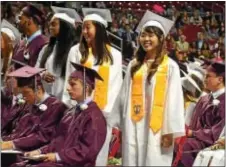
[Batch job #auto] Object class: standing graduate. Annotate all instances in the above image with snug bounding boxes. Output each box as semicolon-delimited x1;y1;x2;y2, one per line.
107;10;185;166
12;4;48;69
1;66;67;149
1;19;21;80
176;61;225;166
21;63;107;167
36;6;81;100
62;8;123;166
181;66;206;126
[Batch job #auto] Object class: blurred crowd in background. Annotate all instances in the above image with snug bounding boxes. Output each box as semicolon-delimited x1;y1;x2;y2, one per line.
1;1;225;64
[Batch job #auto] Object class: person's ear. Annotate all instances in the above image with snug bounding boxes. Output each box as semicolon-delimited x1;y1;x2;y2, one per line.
218;76;224;84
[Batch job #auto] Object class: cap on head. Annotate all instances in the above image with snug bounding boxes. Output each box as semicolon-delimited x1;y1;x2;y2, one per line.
135;10;174;37
82;8;112;28
7;65;45;88
22;4;45;25
207;61;225;77
181;70;202;93
1;19;21;46
51;6;82;25
70;62;103;89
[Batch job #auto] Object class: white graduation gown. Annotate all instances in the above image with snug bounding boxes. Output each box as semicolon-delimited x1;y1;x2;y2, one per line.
36;45;75;101
185;102;197;126
62;44;123;166
108;58;185;166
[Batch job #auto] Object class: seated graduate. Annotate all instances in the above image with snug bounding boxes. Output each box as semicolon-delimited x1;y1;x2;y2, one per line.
1;60;31;136
174;61;225;167
1;65;67;150
19;63;107;167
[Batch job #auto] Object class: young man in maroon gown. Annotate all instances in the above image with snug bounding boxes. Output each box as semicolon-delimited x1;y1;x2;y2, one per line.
1;66;67;150
175;61;225;166
18;63;107;167
12;5;48;69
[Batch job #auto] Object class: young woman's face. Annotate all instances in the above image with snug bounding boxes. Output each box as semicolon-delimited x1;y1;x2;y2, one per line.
49;17;60;37
82;21;96;45
139;29;159;52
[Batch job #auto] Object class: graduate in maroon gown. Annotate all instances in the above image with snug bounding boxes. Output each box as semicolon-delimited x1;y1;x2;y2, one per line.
18;63;107;167
174;61;225;167
12;5;48;69
1;60;30;136
1;66;67;152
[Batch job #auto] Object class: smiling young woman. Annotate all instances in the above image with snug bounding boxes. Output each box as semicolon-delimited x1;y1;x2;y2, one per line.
107;10;185;166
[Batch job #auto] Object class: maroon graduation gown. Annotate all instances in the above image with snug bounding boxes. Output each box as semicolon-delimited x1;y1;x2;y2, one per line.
1;102;30;137
179;93;225;166
2;96;67;151
29;101;107;167
12;34;48;69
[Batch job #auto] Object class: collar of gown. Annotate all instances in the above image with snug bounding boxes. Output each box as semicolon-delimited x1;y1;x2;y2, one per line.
212;87;225;99
35;92;50;106
26;29;42;45
77;96;92;106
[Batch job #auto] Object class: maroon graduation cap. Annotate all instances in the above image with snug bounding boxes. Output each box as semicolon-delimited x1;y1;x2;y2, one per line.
70;62;103;90
22;4;45;25
70;62;103;100
7;65;46;88
208;61;225;77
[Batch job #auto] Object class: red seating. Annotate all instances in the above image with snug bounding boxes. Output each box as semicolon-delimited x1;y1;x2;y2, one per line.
183;25;202;43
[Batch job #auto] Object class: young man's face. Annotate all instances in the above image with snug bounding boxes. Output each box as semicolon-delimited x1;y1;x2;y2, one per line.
19;86;36;104
204;71;223;91
67;78;84;101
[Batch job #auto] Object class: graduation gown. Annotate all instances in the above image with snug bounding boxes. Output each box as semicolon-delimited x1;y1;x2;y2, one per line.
12;34;48;69
107;58;185;166
179;93;225;166
2;96;67;151
62;44;123;166
31;101;107;167
35;44;76;100
1;102;30;137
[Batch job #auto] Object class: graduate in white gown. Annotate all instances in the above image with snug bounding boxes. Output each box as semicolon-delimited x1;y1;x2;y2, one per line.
181;66;206;126
107;11;185;166
36;7;80;100
62;8;123;166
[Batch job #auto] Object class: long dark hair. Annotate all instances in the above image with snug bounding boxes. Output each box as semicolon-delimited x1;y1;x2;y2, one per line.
40;19;77;77
79;21;113;65
131;26;166;83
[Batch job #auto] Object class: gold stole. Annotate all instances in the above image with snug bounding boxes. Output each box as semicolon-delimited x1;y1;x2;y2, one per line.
131;55;169;134
82;46;111;110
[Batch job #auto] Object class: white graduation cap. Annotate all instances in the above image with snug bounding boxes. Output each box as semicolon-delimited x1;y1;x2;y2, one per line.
82;8;112;28
1;19;21;46
51;6;82;25
135;10;174;37
181;67;205;93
